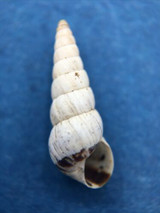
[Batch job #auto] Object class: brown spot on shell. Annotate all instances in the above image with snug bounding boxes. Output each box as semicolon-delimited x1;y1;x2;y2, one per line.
72;148;86;161
75;72;80;77
85;165;111;186
58;157;74;167
57;146;96;172
88;145;96;154
99;154;105;161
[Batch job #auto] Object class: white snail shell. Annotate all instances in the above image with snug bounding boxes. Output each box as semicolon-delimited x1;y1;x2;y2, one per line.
49;20;114;189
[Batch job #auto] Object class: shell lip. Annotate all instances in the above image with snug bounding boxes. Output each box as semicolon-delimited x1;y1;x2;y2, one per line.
56;138;114;189
84;138;114;189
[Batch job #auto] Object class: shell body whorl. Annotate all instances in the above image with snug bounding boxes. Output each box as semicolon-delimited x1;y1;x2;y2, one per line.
49;20;114;188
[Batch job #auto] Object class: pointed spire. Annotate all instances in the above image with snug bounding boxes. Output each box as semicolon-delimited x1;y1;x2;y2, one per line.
57;20;69;32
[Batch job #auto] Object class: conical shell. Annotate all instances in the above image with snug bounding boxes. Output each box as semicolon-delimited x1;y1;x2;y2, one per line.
49;20;114;188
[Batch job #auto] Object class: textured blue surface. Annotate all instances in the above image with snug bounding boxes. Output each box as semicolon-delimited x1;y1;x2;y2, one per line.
0;1;160;212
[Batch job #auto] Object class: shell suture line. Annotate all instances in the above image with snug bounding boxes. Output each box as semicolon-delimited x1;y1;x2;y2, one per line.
52;85;91;101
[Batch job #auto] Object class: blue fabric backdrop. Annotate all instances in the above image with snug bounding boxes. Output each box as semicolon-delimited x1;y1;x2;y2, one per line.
0;1;160;212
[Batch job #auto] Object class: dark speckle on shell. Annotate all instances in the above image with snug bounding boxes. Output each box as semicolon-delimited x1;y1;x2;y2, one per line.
57;147;92;170
85;166;110;186
58;157;74;167
72;149;86;161
88;145;96;154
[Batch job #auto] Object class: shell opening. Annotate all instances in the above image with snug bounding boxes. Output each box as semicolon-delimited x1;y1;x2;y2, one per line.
84;141;114;188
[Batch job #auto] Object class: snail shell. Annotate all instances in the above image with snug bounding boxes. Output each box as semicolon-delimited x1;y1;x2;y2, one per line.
49;20;114;189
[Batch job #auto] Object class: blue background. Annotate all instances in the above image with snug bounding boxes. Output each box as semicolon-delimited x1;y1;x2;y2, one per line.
0;1;160;212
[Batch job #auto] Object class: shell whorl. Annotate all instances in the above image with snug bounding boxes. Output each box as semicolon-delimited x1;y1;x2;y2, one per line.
50;20;102;159
49;20;114;189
